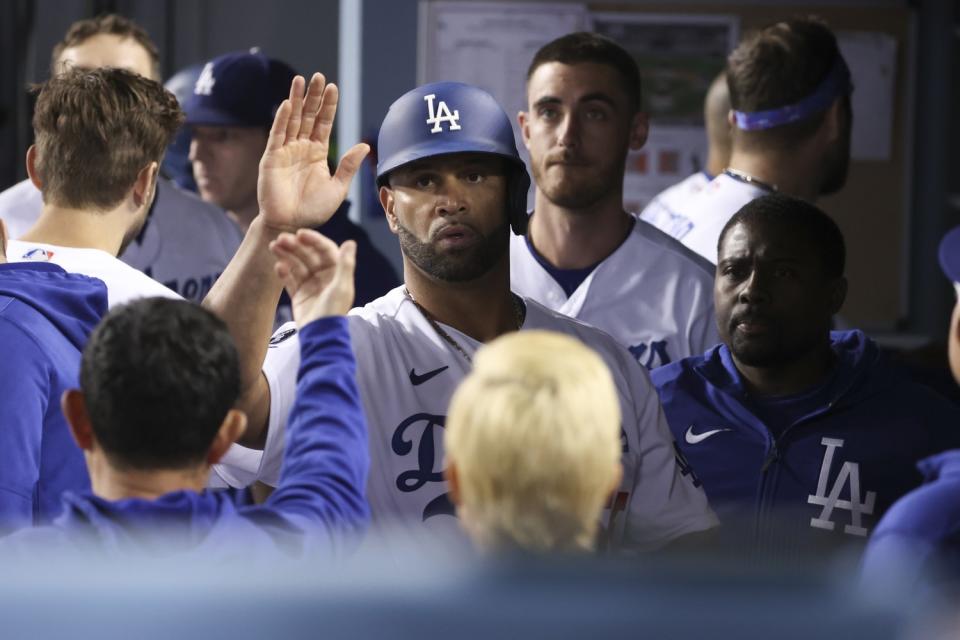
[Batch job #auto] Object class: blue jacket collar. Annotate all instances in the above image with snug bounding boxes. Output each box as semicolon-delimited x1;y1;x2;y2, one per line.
692;330;887;411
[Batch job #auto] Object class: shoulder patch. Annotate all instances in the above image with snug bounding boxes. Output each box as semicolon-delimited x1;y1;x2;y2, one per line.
21;247;54;261
268;327;297;347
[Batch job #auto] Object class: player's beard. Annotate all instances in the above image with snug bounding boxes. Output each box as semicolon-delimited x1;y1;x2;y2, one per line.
397;219;510;282
726;317;827;370
532;155;625;212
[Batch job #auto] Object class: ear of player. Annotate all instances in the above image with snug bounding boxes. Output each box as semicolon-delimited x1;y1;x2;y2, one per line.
257;73;370;233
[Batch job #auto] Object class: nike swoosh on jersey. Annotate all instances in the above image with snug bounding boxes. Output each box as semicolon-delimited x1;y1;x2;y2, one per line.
409;365;449;386
268;327;297;347
684;425;732;444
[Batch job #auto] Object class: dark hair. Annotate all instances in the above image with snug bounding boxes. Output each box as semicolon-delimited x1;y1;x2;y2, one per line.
80;298;240;471
727;17;843;148
718;193;846;278
32;67;183;210
51;14;161;80
527;32;641;111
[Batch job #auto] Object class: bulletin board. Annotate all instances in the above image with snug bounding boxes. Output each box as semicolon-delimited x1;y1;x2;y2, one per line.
421;1;913;330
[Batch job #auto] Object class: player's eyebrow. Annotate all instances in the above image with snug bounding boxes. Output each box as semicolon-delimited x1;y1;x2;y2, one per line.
578;92;617;108
718;254;805;268
717;256;745;269
532;96;562;109
532;93;619;110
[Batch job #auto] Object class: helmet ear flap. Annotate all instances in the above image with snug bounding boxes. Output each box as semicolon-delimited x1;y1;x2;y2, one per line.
508;167;531;236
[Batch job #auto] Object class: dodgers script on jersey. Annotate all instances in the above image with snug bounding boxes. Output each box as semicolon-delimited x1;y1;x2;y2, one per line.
260;287;717;551
0;178;242;301
639;171;711;240
510;218;721;369
671;173;768;264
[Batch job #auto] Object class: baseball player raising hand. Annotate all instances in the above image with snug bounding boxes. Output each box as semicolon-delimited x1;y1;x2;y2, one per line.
206;76;718;552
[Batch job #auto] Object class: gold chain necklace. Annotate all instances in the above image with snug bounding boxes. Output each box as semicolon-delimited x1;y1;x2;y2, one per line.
403;287;525;364
723;168;778;193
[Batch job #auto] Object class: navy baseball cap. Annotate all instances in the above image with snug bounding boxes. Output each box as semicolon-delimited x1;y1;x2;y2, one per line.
940;226;960;283
183;49;297;128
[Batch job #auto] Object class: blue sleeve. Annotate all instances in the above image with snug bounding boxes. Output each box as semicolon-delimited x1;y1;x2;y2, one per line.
261;316;369;542
0;319;47;530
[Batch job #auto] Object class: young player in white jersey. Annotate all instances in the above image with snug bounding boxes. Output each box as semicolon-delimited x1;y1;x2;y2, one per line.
204;75;717;551
640;71;731;240
673;19;853;263
0;178;242;302
0;15;242;302
9;67;264;488
4;68;181;305
511;33;719;368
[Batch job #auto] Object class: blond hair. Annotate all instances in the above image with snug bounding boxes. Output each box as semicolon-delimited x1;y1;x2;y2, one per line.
445;330;621;552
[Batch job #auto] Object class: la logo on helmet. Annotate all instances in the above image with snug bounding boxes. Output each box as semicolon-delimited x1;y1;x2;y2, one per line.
423;94;461;133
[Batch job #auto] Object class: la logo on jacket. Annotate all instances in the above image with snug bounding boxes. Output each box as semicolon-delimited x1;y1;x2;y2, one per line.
807;437;876;537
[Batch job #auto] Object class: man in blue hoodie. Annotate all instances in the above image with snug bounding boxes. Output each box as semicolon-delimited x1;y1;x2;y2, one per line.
4;229;368;556
0;222;108;531
861;226;960;584
651;194;960;559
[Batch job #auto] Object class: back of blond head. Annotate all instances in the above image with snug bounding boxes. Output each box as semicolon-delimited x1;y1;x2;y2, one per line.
445;330;621;553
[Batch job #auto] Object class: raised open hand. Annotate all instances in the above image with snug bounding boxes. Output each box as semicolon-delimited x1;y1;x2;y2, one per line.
270;229;356;326
258;73;370;232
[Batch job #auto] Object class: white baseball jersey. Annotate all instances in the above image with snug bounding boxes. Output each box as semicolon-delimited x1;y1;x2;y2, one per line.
639;171;712;240
260;287;718;551
0;178;243;301
667;173;768;264
6;240;181;307
510;217;721;369
4;238;264;489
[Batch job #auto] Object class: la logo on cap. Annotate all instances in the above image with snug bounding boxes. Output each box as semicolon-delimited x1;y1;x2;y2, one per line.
423;94;461;133
194;62;216;96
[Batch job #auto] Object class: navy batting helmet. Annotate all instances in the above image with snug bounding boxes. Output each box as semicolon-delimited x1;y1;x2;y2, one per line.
376;81;530;235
